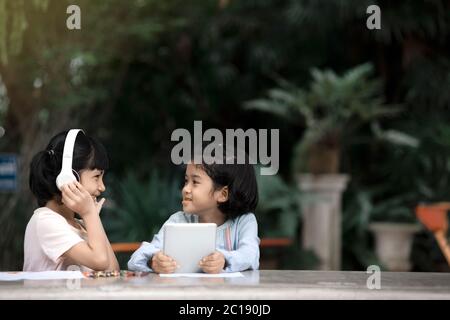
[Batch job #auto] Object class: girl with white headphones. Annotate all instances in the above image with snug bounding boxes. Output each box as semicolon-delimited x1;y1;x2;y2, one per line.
24;129;119;272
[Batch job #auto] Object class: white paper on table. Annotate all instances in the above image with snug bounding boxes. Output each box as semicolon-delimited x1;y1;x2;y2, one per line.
159;272;243;278
0;271;85;281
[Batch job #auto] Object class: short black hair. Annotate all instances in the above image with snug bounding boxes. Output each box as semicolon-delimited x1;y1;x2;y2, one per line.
192;144;258;220
29;130;109;207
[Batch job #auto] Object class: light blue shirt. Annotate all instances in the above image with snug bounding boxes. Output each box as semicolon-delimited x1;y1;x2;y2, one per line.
127;211;260;272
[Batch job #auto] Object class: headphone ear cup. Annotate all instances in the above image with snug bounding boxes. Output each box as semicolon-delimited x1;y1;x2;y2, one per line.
56;170;78;190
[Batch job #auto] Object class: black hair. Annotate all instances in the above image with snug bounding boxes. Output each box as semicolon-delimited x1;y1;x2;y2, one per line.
29;130;109;207
192;143;258;220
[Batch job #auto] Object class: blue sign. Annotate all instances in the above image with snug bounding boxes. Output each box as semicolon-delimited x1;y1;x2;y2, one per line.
0;154;18;192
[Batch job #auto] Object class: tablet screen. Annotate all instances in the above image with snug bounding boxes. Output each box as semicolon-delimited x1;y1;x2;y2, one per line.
163;223;217;273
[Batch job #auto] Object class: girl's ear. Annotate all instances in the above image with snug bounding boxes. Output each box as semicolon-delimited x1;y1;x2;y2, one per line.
217;186;229;204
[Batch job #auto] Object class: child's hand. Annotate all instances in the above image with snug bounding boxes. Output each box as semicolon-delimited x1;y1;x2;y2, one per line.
199;251;225;274
61;181;103;217
150;251;178;274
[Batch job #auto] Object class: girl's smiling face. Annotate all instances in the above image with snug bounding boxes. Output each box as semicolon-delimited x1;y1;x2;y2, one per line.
182;163;227;216
79;169;106;203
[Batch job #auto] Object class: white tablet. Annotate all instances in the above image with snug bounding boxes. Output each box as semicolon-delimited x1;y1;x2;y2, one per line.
163;223;217;273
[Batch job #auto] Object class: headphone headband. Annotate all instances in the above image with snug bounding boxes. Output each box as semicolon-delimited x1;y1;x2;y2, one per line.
56;129;84;190
61;129;84;171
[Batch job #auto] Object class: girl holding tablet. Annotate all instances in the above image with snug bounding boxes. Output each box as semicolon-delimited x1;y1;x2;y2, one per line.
128;146;260;274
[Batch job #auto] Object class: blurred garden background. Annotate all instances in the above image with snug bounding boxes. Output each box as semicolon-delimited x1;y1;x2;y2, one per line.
0;0;450;272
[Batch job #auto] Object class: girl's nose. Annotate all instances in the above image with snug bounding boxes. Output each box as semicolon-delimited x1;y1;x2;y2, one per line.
98;181;106;193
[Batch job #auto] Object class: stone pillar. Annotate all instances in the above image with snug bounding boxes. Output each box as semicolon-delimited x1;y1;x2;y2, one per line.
297;174;349;270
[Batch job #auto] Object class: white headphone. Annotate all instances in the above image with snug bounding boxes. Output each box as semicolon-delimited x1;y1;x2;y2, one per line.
56;129;84;190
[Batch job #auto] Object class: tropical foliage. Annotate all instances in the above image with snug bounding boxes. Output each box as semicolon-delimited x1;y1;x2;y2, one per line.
0;0;449;270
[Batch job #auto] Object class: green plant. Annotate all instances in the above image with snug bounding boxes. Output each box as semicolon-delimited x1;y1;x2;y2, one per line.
369;193;419;224
382;121;450;203
0;196;30;271
344;185;418;225
255;170;301;238
342;187;383;270
341;118;450;271
245;63;399;173
103;171;182;243
344;188;423;272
